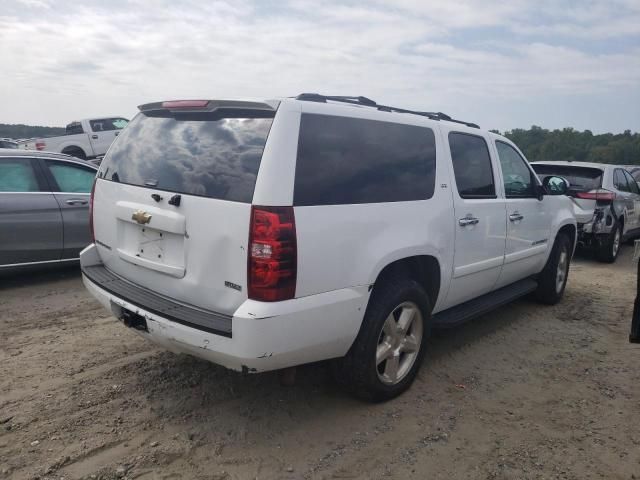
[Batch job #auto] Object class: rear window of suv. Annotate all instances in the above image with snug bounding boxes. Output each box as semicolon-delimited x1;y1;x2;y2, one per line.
98;112;274;203
531;164;603;193
294;114;436;206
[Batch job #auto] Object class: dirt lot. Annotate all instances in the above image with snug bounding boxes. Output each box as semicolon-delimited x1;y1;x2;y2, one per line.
1;247;639;480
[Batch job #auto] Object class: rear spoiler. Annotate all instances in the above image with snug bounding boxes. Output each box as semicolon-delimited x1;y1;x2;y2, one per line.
138;99;277;115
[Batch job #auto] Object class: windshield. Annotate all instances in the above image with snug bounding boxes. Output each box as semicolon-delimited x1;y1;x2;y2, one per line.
532;164;603;193
98;111;274;203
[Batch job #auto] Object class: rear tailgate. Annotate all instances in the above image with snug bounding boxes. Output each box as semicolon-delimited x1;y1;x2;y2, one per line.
91;100;277;316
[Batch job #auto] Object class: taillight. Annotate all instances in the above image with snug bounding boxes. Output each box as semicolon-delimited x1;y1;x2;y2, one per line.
576;189;616;203
248;206;297;302
89;178;97;242
35;141;46;150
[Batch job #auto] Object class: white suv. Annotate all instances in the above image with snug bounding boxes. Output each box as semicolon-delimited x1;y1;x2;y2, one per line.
81;94;577;401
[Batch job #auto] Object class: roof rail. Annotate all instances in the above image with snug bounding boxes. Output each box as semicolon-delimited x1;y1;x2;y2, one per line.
294;93;479;129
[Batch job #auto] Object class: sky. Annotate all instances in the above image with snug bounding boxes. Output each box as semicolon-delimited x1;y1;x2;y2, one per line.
0;0;639;133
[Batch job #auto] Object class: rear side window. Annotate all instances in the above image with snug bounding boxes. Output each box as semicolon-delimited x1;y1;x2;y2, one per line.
614;169;630;192
624;170;640;194
46;161;96;193
98;112;274;203
0;159;40;192
449;133;495;198
66;122;84;135
531;164;603;193
294;114;436;206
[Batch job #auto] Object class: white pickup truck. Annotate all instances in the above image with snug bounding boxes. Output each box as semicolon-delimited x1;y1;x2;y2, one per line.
22;117;129;160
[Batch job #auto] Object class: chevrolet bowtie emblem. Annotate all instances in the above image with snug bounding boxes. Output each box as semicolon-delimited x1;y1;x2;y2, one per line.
132;210;152;225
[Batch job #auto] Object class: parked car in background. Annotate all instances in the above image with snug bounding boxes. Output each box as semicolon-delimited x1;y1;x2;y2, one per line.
0;138;18;149
81;95;576;401
0;149;97;270
532;161;640;262
21;117;129;160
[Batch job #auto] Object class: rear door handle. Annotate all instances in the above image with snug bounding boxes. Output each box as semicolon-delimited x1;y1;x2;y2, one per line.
91;134;98;139
65;199;89;205
509;212;524;222
459;216;479;226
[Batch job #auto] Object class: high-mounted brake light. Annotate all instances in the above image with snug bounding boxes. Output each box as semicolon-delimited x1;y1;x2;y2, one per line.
248;206;297;302
161;100;209;109
35;141;46;151
89;178;97;242
576;189;616;203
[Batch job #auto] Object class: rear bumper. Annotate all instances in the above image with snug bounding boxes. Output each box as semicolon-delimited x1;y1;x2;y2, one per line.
82;264;232;337
80;245;369;372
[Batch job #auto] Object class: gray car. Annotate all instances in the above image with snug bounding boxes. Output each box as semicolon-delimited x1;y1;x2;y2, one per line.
532;161;640;263
0;149;97;270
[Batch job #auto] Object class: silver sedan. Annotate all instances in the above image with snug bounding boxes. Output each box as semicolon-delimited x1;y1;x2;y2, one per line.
0;149;97;270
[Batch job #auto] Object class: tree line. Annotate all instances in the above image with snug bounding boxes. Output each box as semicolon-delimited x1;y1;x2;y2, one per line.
0;123;65;140
496;126;640;165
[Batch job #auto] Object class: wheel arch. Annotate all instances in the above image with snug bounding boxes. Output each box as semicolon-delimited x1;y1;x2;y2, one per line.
371;255;441;310
61;145;87;158
557;223;577;255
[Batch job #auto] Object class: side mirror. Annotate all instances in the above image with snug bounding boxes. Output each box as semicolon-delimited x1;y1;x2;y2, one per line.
542;175;570;196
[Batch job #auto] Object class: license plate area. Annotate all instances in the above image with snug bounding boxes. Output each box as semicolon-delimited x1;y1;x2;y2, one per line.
137;226;167;262
117;220;186;276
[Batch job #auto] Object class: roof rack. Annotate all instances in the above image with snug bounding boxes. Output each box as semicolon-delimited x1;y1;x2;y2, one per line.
295;93;479;129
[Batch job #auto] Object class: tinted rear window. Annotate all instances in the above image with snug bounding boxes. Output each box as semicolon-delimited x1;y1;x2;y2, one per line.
98;112;274;203
294;114;436;206
531;164;603;192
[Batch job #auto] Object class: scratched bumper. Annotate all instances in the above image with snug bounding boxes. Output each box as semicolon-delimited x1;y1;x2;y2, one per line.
82;269;369;372
578;208;616;244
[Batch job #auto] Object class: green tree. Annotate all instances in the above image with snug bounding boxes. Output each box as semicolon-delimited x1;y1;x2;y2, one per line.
495;126;640;165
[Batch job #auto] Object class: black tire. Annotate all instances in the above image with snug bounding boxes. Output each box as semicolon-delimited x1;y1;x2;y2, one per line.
535;233;571;305
333;274;431;402
62;147;86;160
596;220;621;263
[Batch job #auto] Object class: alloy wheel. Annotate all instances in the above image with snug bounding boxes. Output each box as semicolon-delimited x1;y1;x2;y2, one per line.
556;247;569;294
612;228;621;258
376;301;423;385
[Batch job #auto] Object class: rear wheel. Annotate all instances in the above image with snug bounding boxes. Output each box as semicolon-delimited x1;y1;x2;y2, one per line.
597;221;621;263
62;147;86;160
333;274;430;402
535;233;571;305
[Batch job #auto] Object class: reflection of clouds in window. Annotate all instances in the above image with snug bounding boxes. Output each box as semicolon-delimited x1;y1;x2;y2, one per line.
100;114;273;203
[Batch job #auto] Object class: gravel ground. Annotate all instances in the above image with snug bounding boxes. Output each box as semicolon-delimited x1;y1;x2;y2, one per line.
1;247;639;480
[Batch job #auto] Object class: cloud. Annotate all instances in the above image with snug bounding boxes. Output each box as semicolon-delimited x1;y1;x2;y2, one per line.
0;0;638;133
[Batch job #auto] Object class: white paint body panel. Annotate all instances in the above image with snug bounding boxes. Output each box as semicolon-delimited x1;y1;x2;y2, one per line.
82;97;577;372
